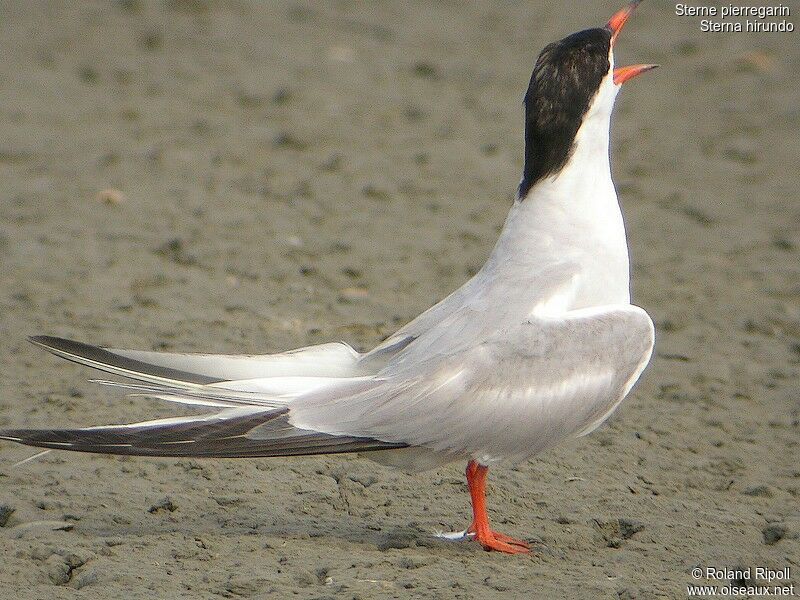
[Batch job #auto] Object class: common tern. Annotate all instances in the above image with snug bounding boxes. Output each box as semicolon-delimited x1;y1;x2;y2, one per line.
1;1;656;554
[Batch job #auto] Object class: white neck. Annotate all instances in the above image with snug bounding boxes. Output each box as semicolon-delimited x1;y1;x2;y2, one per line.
481;71;631;309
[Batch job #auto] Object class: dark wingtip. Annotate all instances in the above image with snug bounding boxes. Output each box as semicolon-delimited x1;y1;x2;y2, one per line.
28;335;85;352
29;335;64;346
27;335;223;385
29;335;92;353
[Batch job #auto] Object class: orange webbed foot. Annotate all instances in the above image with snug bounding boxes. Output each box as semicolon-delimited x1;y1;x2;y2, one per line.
477;534;531;554
467;524;530;553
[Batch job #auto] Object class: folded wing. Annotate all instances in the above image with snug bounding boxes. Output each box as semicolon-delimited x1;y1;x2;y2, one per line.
289;304;654;464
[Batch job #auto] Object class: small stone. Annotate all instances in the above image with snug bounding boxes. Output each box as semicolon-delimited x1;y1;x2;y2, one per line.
58;550;89;569
46;557;71;585
95;188;126;206
619;519;645;539
148;497;177;513
338;287;369;302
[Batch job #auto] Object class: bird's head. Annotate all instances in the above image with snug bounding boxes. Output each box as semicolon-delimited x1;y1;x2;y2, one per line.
519;1;656;198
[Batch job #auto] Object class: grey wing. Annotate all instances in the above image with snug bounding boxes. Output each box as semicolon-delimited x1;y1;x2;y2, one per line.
288;304;654;464
363;261;582;367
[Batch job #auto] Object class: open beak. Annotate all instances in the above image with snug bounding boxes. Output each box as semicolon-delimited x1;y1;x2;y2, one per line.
612;63;658;85
606;1;658;85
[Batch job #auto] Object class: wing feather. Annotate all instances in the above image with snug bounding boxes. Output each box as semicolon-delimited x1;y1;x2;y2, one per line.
289;304;654;464
0;407;405;458
30;336;365;389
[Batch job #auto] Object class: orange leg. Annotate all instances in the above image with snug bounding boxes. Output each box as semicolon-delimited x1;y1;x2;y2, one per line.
465;460;530;554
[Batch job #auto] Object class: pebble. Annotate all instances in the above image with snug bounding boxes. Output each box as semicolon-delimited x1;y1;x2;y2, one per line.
148;497;177;513
46;556;72;585
338;287;369;301
95;188;126;205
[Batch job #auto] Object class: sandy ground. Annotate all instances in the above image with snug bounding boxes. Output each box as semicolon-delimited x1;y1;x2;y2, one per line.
0;1;798;598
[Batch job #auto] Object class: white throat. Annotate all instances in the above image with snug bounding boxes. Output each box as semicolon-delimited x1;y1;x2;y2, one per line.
484;67;631;310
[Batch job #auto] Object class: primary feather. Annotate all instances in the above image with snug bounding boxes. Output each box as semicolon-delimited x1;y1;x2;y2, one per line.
0;407;404;458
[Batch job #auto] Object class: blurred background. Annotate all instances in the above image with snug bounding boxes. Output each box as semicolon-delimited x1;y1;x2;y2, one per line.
0;1;797;597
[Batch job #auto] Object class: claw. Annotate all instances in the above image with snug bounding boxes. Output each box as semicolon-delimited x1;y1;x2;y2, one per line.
467;523;530;553
477;534;531;554
488;530;530;548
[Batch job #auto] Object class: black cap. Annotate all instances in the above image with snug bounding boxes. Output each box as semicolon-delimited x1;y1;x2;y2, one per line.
519;28;612;198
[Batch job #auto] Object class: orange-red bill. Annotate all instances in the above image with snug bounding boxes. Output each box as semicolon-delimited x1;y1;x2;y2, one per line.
613;63;658;85
607;0;641;46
